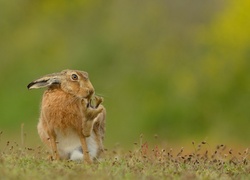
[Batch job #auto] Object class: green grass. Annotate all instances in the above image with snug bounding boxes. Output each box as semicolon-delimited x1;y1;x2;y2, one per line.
0;135;249;180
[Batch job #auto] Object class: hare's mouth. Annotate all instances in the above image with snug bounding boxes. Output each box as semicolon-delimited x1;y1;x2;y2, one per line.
85;94;94;101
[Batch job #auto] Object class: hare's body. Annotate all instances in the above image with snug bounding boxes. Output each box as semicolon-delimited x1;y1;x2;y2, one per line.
28;70;106;163
40;87;83;133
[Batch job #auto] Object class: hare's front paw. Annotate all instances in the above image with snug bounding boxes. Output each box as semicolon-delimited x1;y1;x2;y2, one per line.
94;96;103;108
86;96;103;108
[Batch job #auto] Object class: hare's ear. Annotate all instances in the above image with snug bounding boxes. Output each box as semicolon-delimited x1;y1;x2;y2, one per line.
27;73;62;89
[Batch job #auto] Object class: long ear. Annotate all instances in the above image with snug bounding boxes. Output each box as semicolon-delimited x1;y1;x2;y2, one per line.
27;73;62;89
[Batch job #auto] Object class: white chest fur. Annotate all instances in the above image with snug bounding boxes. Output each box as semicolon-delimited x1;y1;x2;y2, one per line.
55;129;98;161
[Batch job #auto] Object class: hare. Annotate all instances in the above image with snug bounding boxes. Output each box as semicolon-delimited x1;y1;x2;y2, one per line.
27;69;106;163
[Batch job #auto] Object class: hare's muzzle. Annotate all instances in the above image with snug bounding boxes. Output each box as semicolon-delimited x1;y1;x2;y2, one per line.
88;89;94;97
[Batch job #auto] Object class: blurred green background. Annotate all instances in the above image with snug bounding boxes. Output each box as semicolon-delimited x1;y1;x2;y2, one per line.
0;0;250;148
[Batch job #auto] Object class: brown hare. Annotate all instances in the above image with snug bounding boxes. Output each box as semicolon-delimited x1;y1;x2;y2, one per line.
27;69;106;163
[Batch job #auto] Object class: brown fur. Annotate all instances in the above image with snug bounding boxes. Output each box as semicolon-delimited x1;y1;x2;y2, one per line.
28;70;106;163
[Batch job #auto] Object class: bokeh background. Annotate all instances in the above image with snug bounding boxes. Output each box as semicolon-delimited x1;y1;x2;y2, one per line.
0;0;249;148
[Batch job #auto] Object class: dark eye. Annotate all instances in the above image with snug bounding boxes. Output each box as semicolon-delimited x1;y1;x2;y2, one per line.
71;74;78;80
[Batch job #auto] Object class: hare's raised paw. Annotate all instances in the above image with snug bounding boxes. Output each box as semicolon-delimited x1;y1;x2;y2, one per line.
87;106;103;119
94;96;103;108
85;96;103;109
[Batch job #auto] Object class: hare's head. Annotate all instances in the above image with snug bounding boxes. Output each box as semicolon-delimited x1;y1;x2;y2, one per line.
27;69;95;99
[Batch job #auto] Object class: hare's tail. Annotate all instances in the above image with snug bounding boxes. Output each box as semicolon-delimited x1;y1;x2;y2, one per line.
69;148;83;161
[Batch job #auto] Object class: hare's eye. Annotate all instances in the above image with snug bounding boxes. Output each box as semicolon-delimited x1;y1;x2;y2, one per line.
71;74;78;81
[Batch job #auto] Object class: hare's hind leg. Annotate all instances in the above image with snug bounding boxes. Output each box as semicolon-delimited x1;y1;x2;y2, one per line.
93;106;106;154
82;107;103;137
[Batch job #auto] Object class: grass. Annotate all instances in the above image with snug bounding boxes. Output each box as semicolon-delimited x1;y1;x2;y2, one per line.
0;133;249;180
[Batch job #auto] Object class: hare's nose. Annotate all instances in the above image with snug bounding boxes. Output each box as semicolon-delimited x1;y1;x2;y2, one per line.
89;89;94;96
